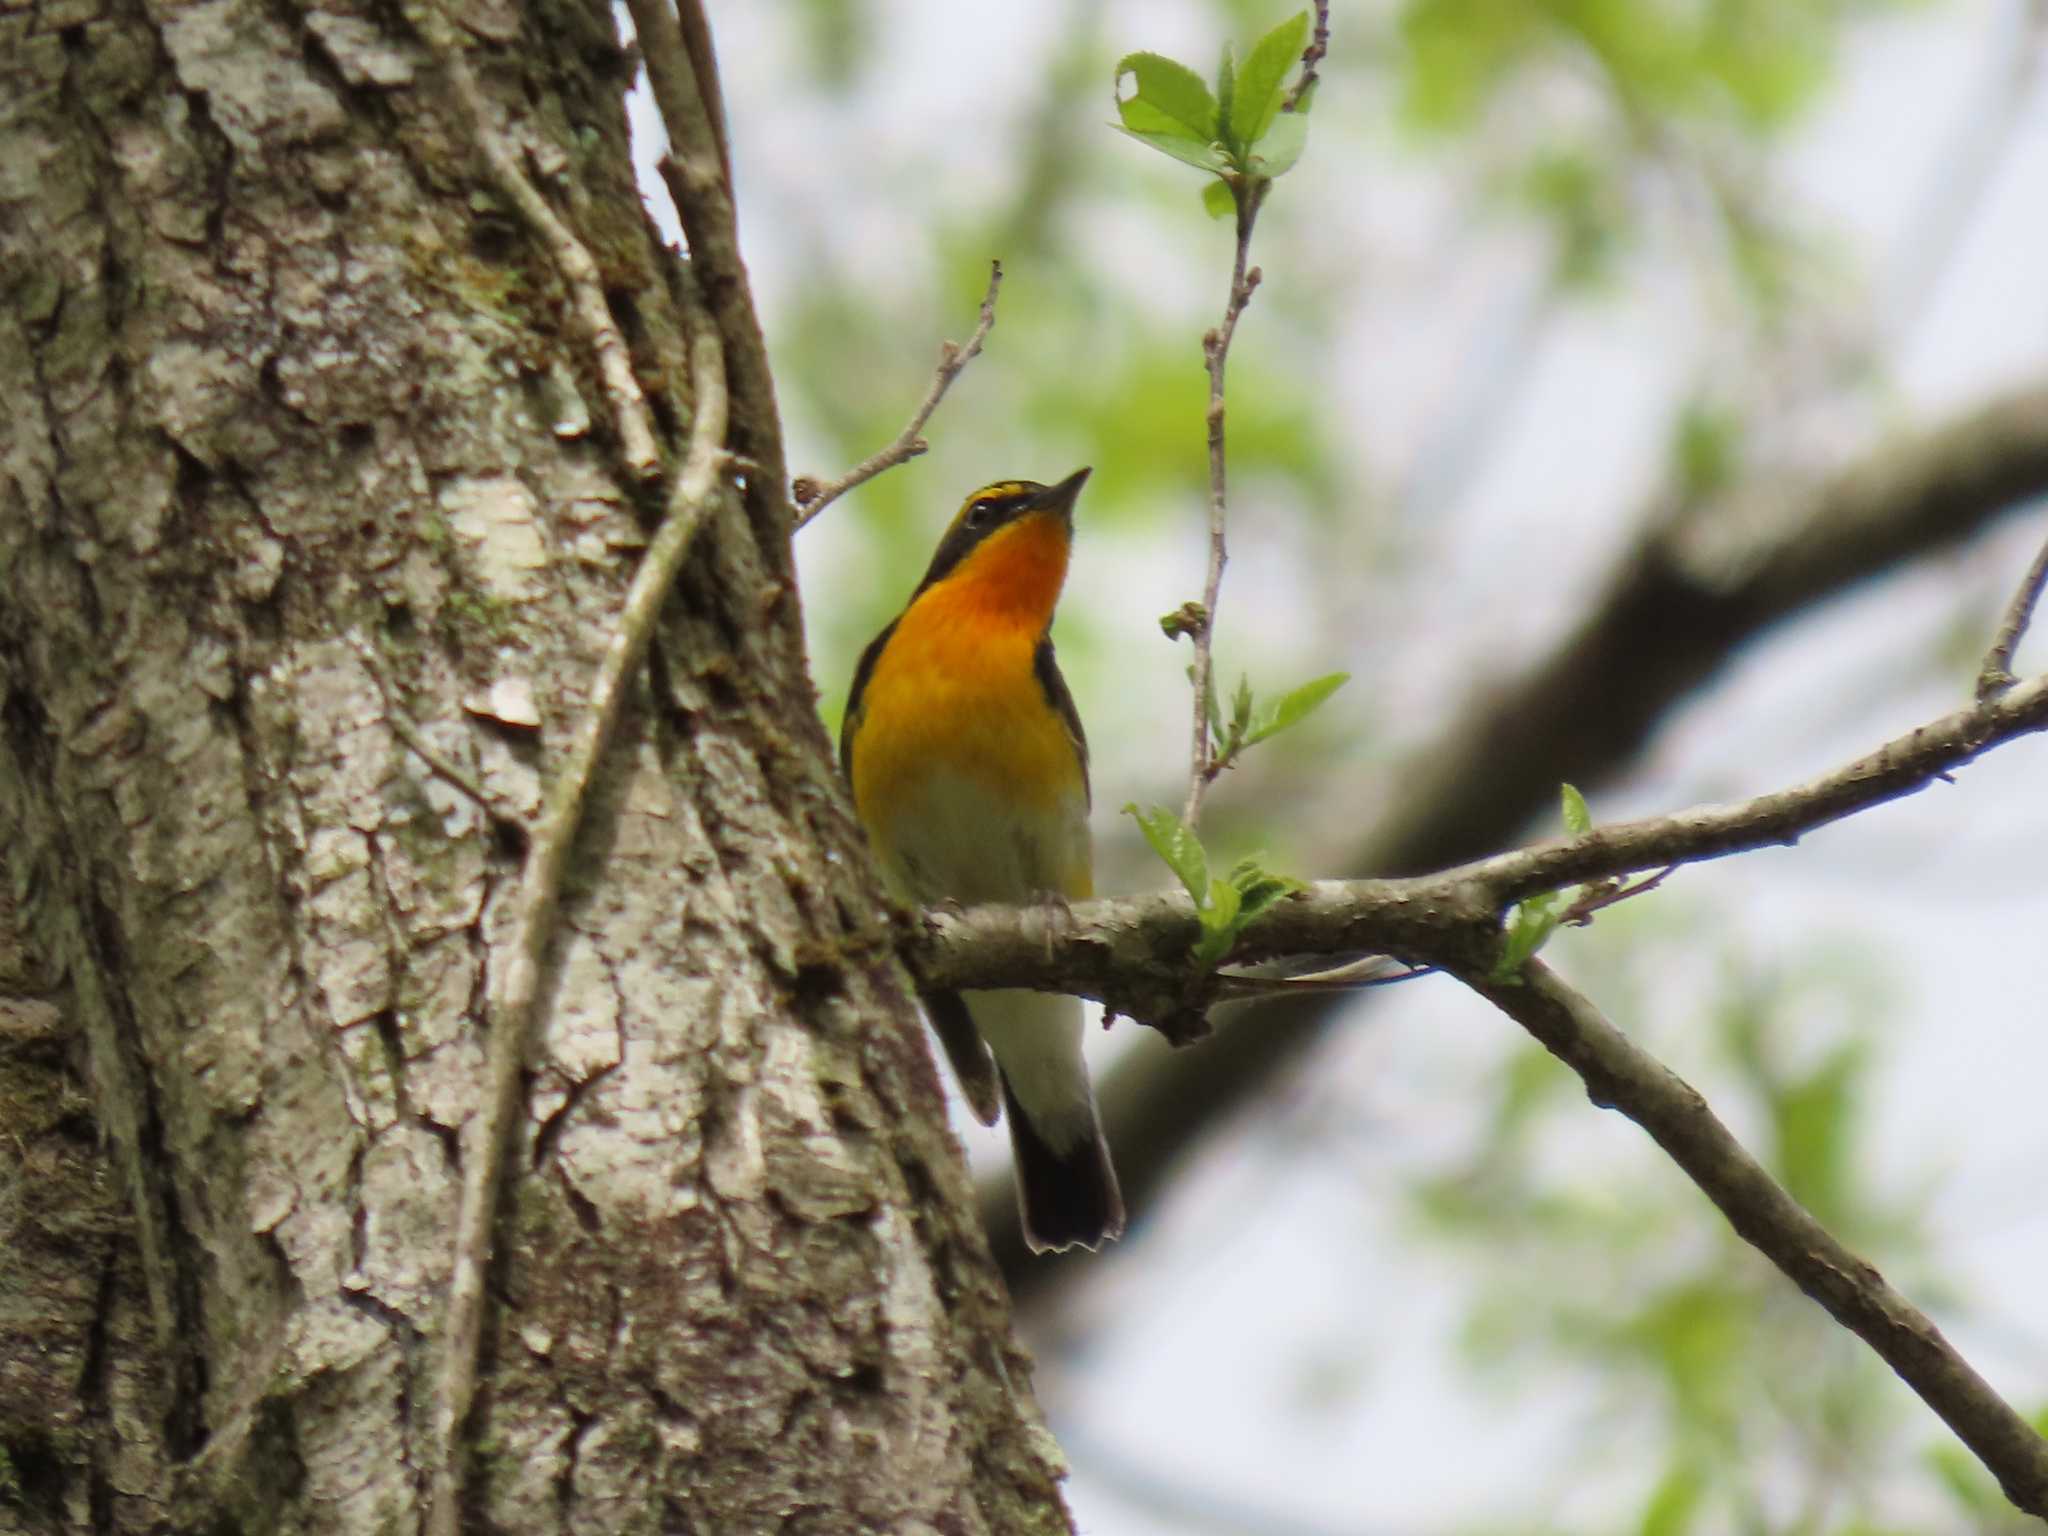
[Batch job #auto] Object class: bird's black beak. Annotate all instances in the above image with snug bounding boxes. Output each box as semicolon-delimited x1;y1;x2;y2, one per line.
1033;467;1091;521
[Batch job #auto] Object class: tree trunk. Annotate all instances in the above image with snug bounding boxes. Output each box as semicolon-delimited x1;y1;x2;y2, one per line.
0;2;1071;1530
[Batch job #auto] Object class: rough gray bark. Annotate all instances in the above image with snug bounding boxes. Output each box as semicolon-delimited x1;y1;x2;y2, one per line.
0;886;174;1533
0;2;1071;1531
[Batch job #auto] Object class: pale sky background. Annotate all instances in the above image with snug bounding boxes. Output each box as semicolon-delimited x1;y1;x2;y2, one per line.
632;4;2048;1529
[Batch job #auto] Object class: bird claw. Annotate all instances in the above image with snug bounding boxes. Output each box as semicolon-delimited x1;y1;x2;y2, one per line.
1031;891;1074;959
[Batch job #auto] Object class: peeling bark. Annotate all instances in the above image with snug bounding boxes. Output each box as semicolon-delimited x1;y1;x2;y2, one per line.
0;2;1070;1530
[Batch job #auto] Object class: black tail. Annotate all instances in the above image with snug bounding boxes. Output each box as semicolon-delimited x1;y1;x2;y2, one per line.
1001;1074;1125;1254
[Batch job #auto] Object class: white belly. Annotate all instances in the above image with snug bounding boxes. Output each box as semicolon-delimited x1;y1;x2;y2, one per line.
873;766;1089;907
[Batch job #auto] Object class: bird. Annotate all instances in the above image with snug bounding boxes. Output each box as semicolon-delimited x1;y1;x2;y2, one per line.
839;467;1124;1253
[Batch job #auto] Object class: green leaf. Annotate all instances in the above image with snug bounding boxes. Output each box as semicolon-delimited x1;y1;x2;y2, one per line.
1204;874;1242;929
1770;1043;1864;1224
1112;125;1231;174
1244;671;1349;746
1229;674;1253;743
1214;43;1236;148
1561;782;1592;837
1228;857;1301;923
1192;875;1243;966
1198;665;1225;752
1230;10;1309;147
1636;1461;1704;1536
1926;1442;2000;1517
1124;802;1208;901
1249;108;1309;177
1201;178;1237;219
1113;51;1218;142
1491;892;1559;982
1672;398;1743;500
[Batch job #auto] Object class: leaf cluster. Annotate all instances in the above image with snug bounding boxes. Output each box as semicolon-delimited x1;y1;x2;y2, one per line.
1122;666;1344;965
1492;783;1594;980
1123;804;1300;970
1114;10;1314;219
1196;667;1351;783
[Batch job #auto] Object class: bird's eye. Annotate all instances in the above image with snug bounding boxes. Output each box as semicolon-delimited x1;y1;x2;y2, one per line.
965;499;996;528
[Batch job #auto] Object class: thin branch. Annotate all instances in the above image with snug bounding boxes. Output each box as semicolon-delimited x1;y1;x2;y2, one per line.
1450;667;2048;907
915;669;2048;1024
630;0;791;534
1559;863;1677;926
1455;959;2048;1519
426;310;731;1536
791;261;1005;528
1177;6;1327;824
1182;192;1267;827
433;21;661;482
1976;521;2048;699
1280;0;1331;114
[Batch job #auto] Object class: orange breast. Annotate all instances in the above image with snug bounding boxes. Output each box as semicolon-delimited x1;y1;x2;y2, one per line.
852;598;1081;820
849;512;1088;881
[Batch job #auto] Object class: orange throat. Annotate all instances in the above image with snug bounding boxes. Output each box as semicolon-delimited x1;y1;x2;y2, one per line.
921;510;1072;635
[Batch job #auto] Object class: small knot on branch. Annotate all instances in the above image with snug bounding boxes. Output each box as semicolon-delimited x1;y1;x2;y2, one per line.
1152;1006;1214;1048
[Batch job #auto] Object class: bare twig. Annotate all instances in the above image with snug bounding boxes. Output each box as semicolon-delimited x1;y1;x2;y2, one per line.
631;0;791;533
1559;862;1678;926
1280;0;1331;114
433;22;661;481
1457;959;2048;1519
792;261;1005;528
1182;194;1267;828
1976;522;2048;699
426;308;731;1536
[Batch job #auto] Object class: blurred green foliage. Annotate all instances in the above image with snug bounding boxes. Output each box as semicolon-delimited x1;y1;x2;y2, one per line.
1399;0;1856;133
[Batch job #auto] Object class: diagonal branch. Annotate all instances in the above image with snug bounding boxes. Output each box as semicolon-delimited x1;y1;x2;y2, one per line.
917;669;2048;1020
792;261;1005;528
1458;959;2048;1518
